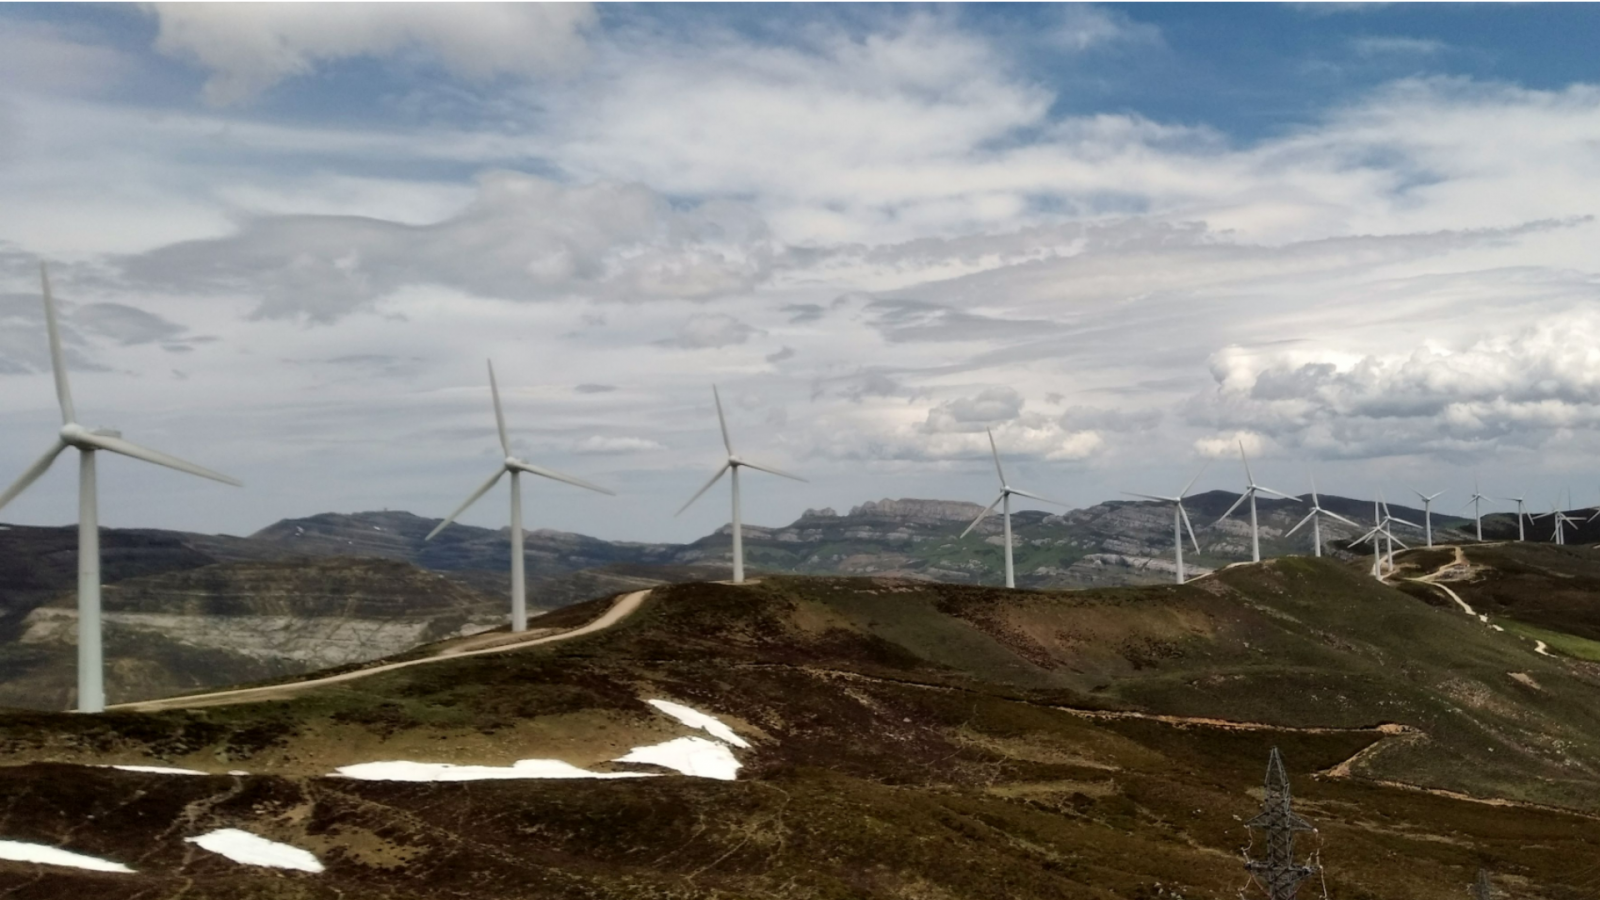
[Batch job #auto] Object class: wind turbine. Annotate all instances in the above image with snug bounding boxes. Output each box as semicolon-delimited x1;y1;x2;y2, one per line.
1285;475;1361;557
0;264;240;713
1379;494;1421;569
961;428;1066;589
677;385;805;584
1501;494;1530;541
426;360;614;631
1462;480;1489;541
1352;498;1411;578
1122;462;1208;584
1533;503;1580;546
1411;488;1446;548
1216;441;1298;562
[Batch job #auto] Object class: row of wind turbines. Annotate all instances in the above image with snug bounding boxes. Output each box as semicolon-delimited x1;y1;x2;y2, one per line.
2;265;1593;711
0;266;806;712
1124;441;1596;585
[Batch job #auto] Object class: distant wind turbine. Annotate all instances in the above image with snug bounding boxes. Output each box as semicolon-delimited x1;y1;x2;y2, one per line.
677;385;806;584
0;264;241;713
1500;494;1530;541
1352;496;1412;577
1122;461;1209;584
1285;475;1361;557
1411;488;1445;548
1533;502;1580;546
962;429;1067;589
426;361;614;631
1462;480;1489;541
1216;441;1298;563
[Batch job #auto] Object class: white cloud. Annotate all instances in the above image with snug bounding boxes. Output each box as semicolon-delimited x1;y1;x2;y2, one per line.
573;435;665;454
922;387;1024;433
149;2;597;104
655;314;761;350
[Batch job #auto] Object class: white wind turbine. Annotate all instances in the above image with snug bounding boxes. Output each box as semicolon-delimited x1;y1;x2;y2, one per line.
1352;496;1416;577
1379;493;1421;568
1533;502;1580;546
0;264;240;713
1501;493;1530;541
1284;475;1361;557
961;428;1067;589
1411;488;1446;548
1462;480;1489;541
1122;462;1209;584
677;385;805;584
1216;441;1298;563
426;360;614;631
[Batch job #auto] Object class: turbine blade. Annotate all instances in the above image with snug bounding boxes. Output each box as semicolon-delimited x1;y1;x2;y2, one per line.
509;460;615;495
1285;510;1317;538
1324;511;1362;529
0;439;67;513
78;433;241;486
487;359;511;457
1007;486;1065;507
1238;440;1254;485
1388;516;1421;530
987;427;1007;485
738;459;807;482
1121;491;1175;503
40;264;75;424
1391;534;1411;550
1309;471;1320;507
712;385;733;456
959;493;1005;539
1179;459;1210;497
1179;503;1200;553
426;467;506;540
1217;492;1247;522
676;462;730;516
1255;485;1298;501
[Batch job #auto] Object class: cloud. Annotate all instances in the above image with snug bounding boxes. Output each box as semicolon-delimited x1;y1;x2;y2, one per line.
1049;6;1162;52
1194;431;1266;459
574;383;615;394
1351;36;1446;57
573;435;664;454
922;387;1024;433
1060;405;1162;433
782;303;825;323
1189;310;1600;459
654;313;760;349
149;3;597;104
765;347;795;364
0;19;132;97
119;172;777;321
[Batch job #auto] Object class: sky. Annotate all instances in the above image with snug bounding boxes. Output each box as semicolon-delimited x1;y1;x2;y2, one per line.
4;2;1600;542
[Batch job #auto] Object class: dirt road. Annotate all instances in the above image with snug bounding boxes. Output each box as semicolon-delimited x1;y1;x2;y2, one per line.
112;589;652;713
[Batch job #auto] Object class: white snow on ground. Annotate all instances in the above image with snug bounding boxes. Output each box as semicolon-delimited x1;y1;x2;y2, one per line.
614;736;742;780
107;764;207;775
1535;640;1552;656
333;759;657;782
0;840;133;873
186;829;324;873
646;700;750;748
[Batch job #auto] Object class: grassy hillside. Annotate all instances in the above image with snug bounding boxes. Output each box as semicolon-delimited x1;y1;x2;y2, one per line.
1;561;1598;898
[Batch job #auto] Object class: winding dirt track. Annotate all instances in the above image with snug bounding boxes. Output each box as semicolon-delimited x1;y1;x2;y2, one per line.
111;589;652;713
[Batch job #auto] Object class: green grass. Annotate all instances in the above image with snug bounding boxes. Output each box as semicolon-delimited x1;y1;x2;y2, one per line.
1495;617;1600;661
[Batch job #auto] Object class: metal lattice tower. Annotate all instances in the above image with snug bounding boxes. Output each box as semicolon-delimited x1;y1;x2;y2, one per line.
1244;747;1319;900
1471;869;1497;900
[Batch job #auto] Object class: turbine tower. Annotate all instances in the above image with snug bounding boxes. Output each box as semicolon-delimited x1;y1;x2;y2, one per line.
1122;462;1208;584
961;428;1066;589
1353;497;1412;577
426;360;614;631
1470;869;1497;900
677;385;805;584
1411;488;1445;548
0;264;241;713
1533;503;1579;546
1284;475;1360;557
1501;494;1529;541
1463;480;1488;541
1216;441;1297;563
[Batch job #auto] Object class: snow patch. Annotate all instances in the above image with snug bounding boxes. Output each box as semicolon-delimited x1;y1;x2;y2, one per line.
107;764;207;775
0;840;132;873
186;829;323;873
614;736;742;780
1535;640;1551;656
647;699;750;748
332;758;657;782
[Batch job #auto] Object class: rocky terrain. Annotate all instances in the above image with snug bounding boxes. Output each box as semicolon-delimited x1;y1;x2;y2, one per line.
1;549;1598;898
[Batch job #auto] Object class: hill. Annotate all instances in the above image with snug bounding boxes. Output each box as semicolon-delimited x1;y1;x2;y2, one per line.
0;560;1596;898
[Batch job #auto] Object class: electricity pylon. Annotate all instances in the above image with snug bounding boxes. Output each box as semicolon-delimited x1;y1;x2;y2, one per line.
1244;747;1319;900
